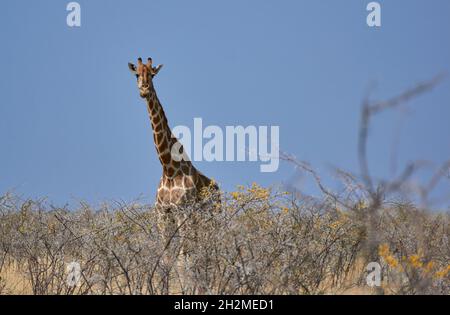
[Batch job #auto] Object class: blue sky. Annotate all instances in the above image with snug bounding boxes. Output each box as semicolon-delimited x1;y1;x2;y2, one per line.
0;0;449;206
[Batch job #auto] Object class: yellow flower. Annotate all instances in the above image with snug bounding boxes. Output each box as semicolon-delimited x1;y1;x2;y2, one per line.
423;261;435;273
230;192;241;200
386;255;399;268
378;243;390;257
247;183;270;200
378;244;399;268
408;255;423;269
329;221;340;229
434;266;450;279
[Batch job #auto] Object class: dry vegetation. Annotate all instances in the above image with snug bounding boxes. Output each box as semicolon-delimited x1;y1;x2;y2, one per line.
0;185;449;295
0;75;449;295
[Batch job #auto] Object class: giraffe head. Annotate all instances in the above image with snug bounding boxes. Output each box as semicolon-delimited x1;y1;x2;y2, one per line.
128;57;162;98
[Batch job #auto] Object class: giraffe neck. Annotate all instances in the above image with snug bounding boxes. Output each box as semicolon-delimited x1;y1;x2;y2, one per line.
145;85;187;178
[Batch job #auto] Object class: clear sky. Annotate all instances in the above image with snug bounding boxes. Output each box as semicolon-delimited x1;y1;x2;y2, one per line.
1;0;449;206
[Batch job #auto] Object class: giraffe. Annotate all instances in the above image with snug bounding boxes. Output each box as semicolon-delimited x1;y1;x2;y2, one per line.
128;58;218;209
128;58;219;294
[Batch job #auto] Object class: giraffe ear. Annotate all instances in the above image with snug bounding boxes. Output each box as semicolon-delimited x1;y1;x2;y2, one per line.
128;62;137;74
154;64;163;76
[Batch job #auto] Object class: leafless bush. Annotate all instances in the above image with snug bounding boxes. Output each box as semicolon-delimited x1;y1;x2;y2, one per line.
0;184;448;295
280;73;450;294
0;75;448;295
0;187;364;294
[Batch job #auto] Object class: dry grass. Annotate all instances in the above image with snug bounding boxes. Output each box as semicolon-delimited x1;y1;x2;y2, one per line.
0;262;32;294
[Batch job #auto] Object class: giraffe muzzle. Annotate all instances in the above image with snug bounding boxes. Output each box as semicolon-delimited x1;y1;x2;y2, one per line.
140;88;150;98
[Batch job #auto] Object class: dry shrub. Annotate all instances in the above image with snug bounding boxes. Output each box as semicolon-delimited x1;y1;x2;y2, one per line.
0;184;448;295
1;75;448;295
